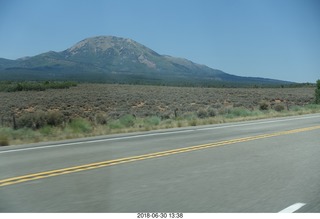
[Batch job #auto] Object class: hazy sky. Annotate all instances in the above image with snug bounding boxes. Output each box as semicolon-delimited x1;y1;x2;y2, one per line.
0;0;319;83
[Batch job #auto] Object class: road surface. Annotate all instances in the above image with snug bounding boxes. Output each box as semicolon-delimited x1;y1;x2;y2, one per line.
1;114;320;212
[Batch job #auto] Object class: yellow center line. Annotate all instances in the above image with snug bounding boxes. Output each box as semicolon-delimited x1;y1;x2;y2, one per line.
1;125;320;187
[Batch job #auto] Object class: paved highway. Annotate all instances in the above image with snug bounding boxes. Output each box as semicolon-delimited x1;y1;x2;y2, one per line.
0;114;320;212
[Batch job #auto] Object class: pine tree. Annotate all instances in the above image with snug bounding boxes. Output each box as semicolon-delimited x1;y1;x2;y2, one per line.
315;80;320;104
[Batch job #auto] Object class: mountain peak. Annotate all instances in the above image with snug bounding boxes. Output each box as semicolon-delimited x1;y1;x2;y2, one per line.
0;36;293;86
62;35;161;71
66;36;139;54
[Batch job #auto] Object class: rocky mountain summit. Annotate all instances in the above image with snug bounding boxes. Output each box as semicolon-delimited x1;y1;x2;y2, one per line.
0;36;291;86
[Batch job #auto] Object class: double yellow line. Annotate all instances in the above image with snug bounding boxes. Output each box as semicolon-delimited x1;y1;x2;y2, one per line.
1;125;320;187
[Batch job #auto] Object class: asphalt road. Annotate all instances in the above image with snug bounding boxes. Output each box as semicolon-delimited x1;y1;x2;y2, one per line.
0;114;320;212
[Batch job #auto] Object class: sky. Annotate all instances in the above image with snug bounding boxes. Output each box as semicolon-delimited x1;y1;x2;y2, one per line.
0;0;319;83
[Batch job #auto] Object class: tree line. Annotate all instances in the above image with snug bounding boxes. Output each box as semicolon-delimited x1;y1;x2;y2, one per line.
0;81;77;92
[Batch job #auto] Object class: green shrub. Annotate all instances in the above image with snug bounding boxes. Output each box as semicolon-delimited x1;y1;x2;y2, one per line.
160;112;171;120
96;113;108;125
291;105;302;111
47;111;64;126
304;104;320;113
145;116;161;126
274;104;285;112
315;89;320;104
108;120;124;129
188;119;197;126
0;134;9;146
119;114;135;127
181;112;197;120
4;127;38;142
39;125;53;136
218;107;232;115
17;111;47;129
197;108;208;118
259;101;269;110
16;111;65;129
207;108;217;117
228;107;252;117
305;104;320;110
69;118;92;133
315;80;320;104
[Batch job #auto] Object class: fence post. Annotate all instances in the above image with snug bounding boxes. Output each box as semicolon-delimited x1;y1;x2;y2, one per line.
174;108;178;118
12;113;17;130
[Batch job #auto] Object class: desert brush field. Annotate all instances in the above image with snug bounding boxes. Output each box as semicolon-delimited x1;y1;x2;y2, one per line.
0;83;319;145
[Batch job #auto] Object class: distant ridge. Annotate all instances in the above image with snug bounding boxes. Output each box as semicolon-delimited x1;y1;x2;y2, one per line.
0;36;293;86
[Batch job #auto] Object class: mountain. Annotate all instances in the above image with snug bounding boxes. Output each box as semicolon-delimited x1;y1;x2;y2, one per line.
0;36;292;86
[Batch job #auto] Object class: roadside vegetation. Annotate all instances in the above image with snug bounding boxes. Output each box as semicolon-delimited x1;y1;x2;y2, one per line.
1;103;320;146
0;82;319;146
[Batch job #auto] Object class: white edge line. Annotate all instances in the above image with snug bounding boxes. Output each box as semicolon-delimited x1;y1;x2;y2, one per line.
197;114;320;131
279;203;306;213
0;129;194;154
1;114;320;154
